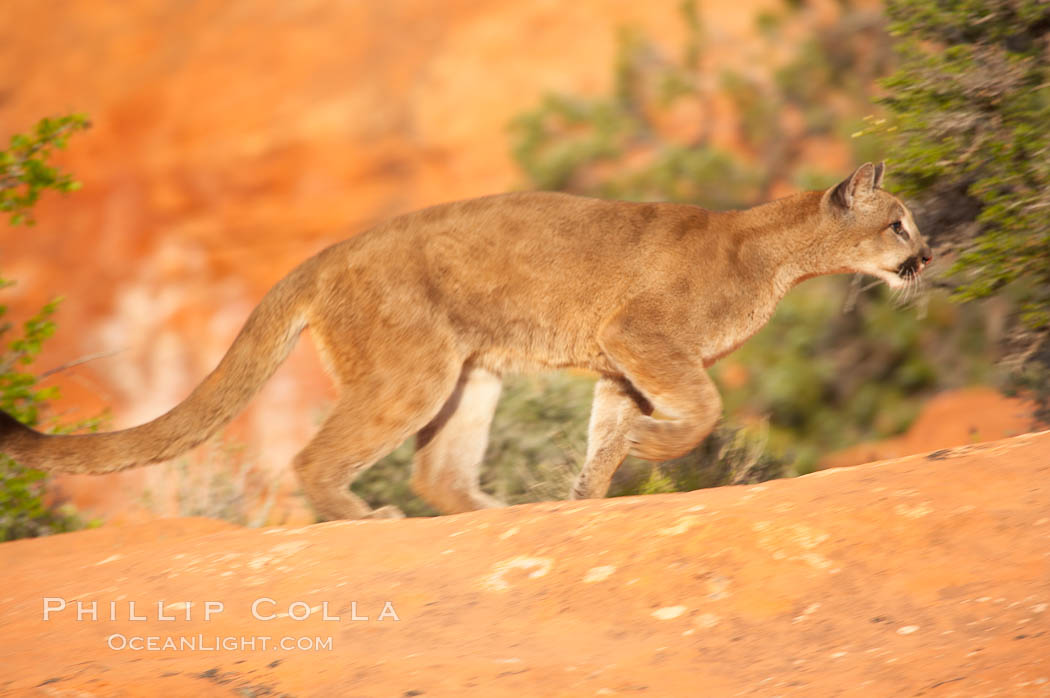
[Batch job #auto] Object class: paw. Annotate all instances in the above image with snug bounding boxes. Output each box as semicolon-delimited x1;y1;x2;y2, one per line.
364;505;406;520
570;481;597;501
627;416;705;462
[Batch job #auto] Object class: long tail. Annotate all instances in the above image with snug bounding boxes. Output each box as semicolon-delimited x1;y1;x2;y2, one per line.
0;262;315;474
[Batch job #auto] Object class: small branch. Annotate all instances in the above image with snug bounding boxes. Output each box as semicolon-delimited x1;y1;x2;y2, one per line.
38;349;123;380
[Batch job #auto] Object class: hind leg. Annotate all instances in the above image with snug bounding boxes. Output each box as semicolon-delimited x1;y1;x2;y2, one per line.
293;401;404;521
411;365;506;514
293;363;461;521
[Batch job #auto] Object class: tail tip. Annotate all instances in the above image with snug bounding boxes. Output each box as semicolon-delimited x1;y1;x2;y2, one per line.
0;410;41;458
0;409;26;435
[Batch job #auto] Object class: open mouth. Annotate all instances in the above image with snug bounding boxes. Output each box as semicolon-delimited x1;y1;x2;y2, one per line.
874;260;925;290
873;254;931;290
895;256;927;279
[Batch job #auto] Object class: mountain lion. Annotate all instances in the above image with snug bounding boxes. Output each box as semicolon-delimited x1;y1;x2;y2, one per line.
0;162;930;519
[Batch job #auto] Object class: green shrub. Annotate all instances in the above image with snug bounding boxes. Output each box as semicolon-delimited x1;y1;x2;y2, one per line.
0;115;98;541
1;114;89;226
876;0;1050;415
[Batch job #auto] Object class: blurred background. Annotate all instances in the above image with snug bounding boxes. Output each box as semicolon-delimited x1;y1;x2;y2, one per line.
1;0;1047;534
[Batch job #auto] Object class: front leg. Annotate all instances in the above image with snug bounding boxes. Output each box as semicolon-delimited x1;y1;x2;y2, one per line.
599;310;722;462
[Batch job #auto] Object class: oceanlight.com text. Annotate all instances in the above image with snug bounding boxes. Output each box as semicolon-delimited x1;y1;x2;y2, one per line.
106;634;334;652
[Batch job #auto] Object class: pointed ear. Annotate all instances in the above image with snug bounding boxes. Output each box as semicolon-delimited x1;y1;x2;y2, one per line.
829;162;877;210
873;161;886;189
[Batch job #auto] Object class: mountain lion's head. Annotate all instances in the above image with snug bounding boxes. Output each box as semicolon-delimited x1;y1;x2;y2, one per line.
823;162;931;290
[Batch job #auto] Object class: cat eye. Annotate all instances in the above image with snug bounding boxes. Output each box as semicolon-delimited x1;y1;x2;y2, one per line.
891;220;908;239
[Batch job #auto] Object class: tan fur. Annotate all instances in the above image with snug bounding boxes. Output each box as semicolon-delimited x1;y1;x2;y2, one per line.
0;163;930;520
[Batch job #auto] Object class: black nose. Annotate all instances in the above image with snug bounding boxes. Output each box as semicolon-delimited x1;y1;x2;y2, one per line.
920;246;932;265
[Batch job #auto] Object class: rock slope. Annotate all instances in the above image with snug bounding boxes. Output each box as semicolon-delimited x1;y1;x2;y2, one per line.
3;431;1049;696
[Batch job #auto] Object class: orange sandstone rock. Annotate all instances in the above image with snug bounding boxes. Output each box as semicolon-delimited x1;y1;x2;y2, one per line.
3;431;1048;696
823;386;1042;469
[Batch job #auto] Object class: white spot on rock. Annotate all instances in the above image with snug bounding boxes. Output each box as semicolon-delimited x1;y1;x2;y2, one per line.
247;556;272;571
793;602;821;623
652;606;687;620
482;556;554;592
897;625;919;635
270;541;309;556
583;566;616;583
659;516;701;536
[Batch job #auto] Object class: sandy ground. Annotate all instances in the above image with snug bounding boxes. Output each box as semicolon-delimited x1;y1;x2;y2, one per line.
3;430;1049;696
